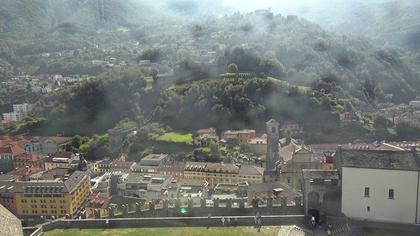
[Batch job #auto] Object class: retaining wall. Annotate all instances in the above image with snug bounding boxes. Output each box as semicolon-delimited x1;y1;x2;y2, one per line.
32;215;305;236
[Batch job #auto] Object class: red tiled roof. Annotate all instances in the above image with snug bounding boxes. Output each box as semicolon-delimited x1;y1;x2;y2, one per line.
0;120;13;126
0;135;71;145
0;136;72;156
0;146;12;154
11;144;25;155
0;144;25;156
48;136;72;144
197;128;216;135
8;167;42;180
88;194;111;209
52;151;74;159
15;153;44;162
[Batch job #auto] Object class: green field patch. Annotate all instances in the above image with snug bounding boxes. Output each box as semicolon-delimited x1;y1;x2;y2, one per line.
145;77;154;91
156;132;193;144
363;228;419;236
43;227;280;236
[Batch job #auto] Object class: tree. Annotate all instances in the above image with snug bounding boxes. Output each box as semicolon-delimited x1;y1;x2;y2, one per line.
0;59;13;81
259;58;287;78
396;122;420;141
363;79;383;101
209;143;221;157
140;47;161;62
227;63;239;73
373;115;387;130
79;135;111;160
239;143;250;153
371;114;391;140
227;45;262;72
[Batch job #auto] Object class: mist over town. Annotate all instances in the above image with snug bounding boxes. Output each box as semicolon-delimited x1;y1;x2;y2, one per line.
0;1;420;235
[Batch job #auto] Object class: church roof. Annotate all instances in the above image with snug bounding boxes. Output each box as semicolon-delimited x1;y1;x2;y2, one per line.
266;119;279;125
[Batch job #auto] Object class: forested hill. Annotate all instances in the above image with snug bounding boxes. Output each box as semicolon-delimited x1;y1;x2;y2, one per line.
0;0;164;38
321;1;420;51
0;1;419;104
1;1;420;142
194;13;420;104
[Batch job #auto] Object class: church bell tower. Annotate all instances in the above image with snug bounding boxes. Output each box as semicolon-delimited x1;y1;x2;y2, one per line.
265;119;282;176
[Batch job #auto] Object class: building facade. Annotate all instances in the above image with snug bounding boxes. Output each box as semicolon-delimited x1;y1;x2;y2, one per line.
44;152;80;171
0;136;72;156
247;135;267;155
337;149;420;224
0;171;90;219
184;162;264;187
280;146;323;190
14;154;48;170
2;103;34;122
93;160;112;176
221;129;256;143
342;167;420;224
0;146;18;173
302;169;341;217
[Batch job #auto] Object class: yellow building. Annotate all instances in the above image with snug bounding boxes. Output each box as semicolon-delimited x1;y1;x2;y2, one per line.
184;162;264;187
93;160;112;176
10;171;90;218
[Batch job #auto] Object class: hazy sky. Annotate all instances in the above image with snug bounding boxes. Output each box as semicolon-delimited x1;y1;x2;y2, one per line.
220;0;401;14
222;0;338;12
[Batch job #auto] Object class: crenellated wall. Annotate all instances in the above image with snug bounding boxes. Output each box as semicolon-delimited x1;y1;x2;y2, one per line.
30;215;305;236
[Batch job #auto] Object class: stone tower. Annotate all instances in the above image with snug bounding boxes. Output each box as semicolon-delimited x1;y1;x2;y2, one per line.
266;119;281;173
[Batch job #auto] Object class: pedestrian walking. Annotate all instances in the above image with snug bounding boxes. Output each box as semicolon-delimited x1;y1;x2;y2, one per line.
327;223;332;236
254;215;257;228
207;213;212;229
227;217;231;225
221;217;225;226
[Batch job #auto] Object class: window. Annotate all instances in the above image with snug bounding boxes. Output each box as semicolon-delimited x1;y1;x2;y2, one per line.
389;189;394;199
367;206;370;212
364;187;370;197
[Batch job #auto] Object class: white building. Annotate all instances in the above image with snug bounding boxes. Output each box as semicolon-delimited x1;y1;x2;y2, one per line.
2;112;25;122
2;103;34;122
409;100;420;110
117;173;173;200
337;149;420;225
13;103;34;114
44;152;80;171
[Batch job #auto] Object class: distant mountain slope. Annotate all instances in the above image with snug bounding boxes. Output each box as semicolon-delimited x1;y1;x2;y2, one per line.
276;0;420;52
332;1;420;51
0;0;163;38
182;13;420;104
0;0;418;106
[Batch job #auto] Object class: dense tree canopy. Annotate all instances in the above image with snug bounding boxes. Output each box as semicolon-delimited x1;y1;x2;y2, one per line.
0;59;13;81
29;67;146;135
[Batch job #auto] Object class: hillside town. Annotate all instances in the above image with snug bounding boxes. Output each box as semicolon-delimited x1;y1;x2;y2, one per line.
2;1;420;235
1;118;420;235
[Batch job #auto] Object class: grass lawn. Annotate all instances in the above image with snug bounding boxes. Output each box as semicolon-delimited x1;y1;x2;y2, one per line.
156;132;193;144
363;228;419;236
43;227;280;236
144;77;154;91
